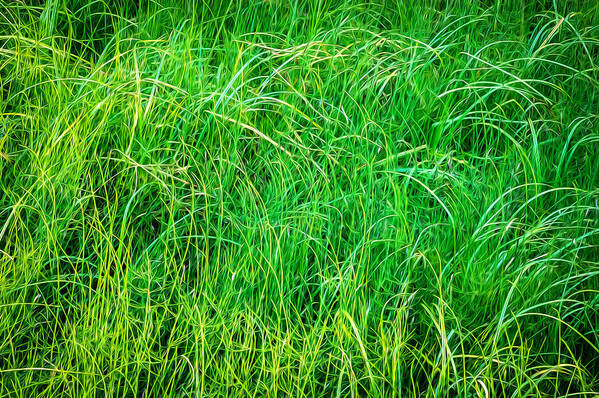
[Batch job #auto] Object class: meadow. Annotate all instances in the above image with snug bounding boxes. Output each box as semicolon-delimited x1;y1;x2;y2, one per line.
0;0;598;396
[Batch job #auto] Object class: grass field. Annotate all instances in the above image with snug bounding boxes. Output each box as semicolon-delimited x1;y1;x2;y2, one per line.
1;0;598;396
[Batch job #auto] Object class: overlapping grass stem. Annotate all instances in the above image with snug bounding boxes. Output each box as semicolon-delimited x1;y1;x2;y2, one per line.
0;0;598;396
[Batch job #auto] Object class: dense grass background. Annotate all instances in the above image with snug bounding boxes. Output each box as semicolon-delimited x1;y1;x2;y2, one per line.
1;0;598;396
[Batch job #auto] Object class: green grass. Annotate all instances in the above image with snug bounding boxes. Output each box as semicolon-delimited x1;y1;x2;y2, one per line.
1;0;598;396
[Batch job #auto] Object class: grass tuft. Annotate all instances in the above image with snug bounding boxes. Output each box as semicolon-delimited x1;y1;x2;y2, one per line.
1;0;598;396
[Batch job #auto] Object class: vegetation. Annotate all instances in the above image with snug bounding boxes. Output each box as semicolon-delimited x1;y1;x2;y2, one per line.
1;0;598;396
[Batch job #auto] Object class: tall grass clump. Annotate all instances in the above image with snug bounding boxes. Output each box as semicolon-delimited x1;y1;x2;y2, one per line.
1;0;598;396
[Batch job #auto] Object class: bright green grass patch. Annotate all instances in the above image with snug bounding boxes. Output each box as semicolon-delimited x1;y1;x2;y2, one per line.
1;0;598;396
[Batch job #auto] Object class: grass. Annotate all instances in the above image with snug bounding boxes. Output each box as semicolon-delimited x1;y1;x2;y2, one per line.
0;0;598;396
